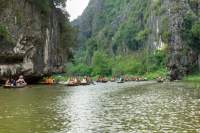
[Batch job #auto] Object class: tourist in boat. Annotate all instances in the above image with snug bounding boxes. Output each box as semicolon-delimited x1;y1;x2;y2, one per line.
111;76;116;82
87;76;95;84
11;78;17;86
74;77;79;84
45;76;55;84
16;75;27;86
81;77;88;84
5;79;12;86
117;76;124;83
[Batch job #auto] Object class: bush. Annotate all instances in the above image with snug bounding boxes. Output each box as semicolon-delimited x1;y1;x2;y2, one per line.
68;63;92;76
181;12;200;51
67;49;168;78
92;51;112;76
0;24;13;43
27;0;50;14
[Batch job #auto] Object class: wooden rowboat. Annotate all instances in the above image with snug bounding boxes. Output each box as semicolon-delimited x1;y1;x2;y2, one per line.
80;82;90;85
66;83;79;86
3;84;27;89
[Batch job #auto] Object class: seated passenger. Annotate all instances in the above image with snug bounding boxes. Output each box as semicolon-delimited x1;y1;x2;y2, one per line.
46;76;54;84
16;75;27;86
5;79;12;86
10;79;16;86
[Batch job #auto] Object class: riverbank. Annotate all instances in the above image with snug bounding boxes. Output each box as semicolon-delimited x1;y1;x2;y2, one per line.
183;73;200;82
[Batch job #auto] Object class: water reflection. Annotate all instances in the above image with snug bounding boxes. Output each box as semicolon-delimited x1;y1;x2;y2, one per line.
0;82;200;132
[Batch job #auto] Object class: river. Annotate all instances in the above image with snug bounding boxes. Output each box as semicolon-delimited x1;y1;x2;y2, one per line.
0;81;200;132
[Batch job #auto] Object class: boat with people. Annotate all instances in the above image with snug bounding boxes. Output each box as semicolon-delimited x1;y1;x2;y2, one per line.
80;77;90;85
96;76;108;83
40;76;55;85
156;77;165;83
4;75;27;89
4;84;27;89
65;76;93;86
110;76;116;82
117;77;125;83
65;77;81;86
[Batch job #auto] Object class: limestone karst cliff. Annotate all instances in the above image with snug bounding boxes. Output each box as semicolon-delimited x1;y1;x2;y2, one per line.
73;0;200;80
0;0;73;81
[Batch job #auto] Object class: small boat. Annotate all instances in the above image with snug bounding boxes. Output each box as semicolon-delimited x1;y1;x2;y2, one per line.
101;80;108;83
117;81;124;83
66;82;80;86
156;77;165;83
117;78;125;83
66;83;79;86
157;79;164;83
58;81;68;85
80;82;90;85
3;84;26;89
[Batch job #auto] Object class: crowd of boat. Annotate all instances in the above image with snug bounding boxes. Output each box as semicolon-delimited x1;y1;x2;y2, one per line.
44;76;165;86
2;75;165;89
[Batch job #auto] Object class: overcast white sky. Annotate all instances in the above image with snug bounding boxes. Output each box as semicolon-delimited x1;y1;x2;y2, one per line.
66;0;90;21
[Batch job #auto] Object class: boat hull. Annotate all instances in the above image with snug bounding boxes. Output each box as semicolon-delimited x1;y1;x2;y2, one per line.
3;85;26;89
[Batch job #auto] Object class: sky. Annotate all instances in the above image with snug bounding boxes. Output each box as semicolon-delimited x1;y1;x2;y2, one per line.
66;0;90;21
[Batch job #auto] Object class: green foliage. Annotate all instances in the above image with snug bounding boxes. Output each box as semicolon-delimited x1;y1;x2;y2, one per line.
111;55;144;75
152;0;161;15
75;0;151;59
191;22;200;39
145;68;168;80
0;0;9;12
28;0;67;14
0;24;13;43
181;12;200;51
183;73;200;82
68;63;92;76
68;49;168;78
92;51;112;76
28;0;50;14
135;28;150;42
59;17;78;52
189;0;199;15
161;16;170;44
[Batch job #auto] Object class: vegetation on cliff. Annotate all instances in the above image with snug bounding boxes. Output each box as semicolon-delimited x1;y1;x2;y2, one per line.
0;0;77;79
182;11;200;52
67;0;200;80
67;49;167;79
68;0;168;79
0;24;13;43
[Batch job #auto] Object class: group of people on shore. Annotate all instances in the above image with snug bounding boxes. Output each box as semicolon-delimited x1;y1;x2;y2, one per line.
5;75;27;87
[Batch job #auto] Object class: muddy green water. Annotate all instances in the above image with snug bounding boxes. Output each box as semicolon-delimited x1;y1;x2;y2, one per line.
0;81;200;132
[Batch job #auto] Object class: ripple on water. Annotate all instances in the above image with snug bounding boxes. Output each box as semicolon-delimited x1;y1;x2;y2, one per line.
0;82;200;132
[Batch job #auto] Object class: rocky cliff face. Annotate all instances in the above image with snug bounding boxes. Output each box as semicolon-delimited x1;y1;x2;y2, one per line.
74;0;200;80
0;0;68;81
73;0;170;63
168;0;200;80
